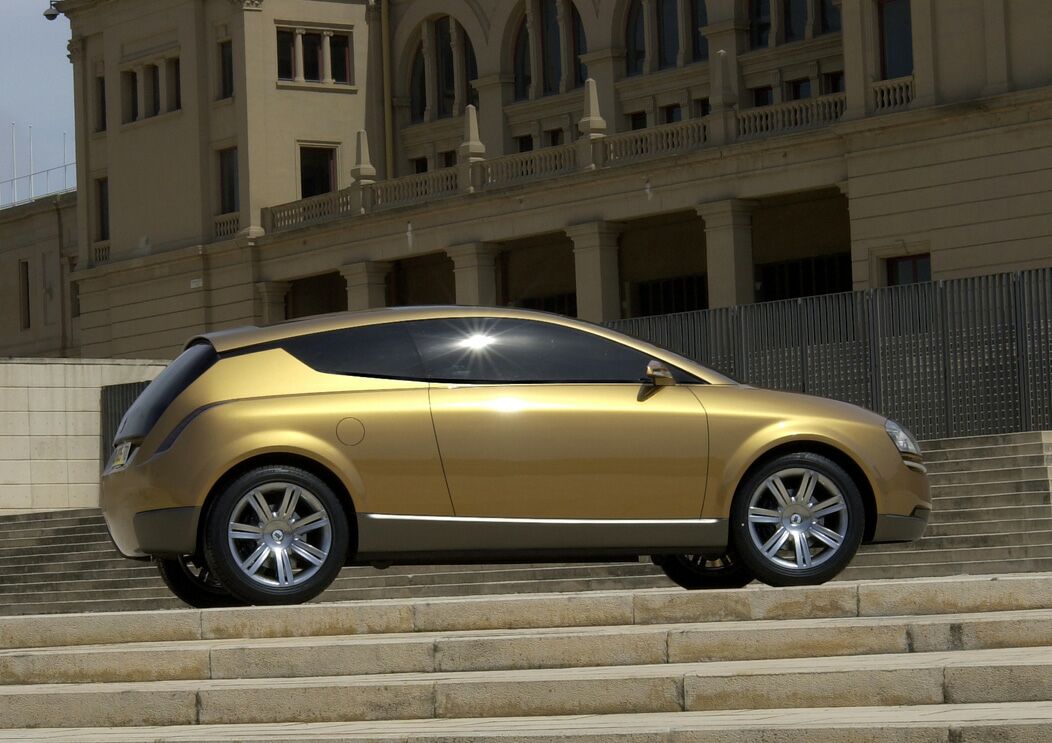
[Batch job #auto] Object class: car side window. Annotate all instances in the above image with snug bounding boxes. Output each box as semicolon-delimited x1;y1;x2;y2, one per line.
406;318;695;384
281;323;426;380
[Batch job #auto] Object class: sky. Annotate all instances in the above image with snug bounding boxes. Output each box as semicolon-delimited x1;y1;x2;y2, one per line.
0;0;75;200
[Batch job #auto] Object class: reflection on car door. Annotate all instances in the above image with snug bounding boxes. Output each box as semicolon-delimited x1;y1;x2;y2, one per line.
409;318;710;519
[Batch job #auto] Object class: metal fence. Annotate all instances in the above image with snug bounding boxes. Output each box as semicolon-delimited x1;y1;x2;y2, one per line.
99;382;151;467
608;268;1052;440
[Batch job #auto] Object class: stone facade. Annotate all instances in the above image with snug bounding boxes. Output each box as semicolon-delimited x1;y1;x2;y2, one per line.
1;0;1050;359
0;359;166;516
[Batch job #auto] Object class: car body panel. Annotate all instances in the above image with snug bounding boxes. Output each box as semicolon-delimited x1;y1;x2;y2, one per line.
428;383;709;519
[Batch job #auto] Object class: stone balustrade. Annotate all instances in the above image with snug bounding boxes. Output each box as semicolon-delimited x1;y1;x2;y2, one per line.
736;93;847;139
606;118;710;164
871;76;915;113
213;212;241;239
482;144;577;186
369;168;459;210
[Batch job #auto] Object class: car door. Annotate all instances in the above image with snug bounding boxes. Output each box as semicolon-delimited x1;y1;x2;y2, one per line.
408;317;710;520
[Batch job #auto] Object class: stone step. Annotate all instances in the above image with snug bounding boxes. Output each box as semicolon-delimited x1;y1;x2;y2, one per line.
925;452;1052;475
930;489;1052;510
0;523;108;543
920;431;1052;452
922;441;1052;462
930;477;1051;496
0;539;114;562
0;702;1047;742
1;644;1050;728
929;504;1052;524
851;542;1052;567
923;517;1052;537
928;465;1052;488
842;557;1052;581
0;509;103;527
863;528;1052;553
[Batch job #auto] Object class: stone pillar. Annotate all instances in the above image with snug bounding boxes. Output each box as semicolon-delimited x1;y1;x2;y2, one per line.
341;262;391;311
578;50;620;131
321;31;334;84
982;0;1010;96
910;0;937;107
576;78;607;171
567;222;622;322
447;243;501;306
256;281;290;326
68;37;91;272
294;29;305;83
525;0;543;99
697;199;757;308
351;130;377;213
234;4;267;237
641;0;658;73
459;104;486;193
835;0;877;119
556;0;574;93
703;2;747;144
450;21;465;114
421;19;437;120
472;74;511;155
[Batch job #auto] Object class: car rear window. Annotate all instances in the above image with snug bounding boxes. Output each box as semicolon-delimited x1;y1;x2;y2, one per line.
281;323;426;380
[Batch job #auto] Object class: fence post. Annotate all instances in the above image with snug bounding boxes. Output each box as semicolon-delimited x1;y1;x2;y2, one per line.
865;290;882;415
938;281;952;438
1014;272;1032;432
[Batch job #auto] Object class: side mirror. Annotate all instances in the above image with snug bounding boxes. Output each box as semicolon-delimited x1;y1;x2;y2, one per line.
645;360;675;386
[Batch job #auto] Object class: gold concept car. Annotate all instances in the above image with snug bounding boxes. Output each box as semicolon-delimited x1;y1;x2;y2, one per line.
100;306;930;606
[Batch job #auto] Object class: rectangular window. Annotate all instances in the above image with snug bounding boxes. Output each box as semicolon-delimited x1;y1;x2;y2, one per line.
661;104;683;124
693;98;711;117
302;32;323;81
440;150;457;168
147;64;160;117
886;254;931;286
218;147;239;215
516;135;534;153
96;178;110;242
545;129;564;147
277;30;295;80
95;76;107;132
823;71;845;94
300;146;335;197
167;57;181;110
121;70;138;123
219;40;234;99
629;111;647;130
787;78;811;100
750;0;771;49
331;33;352;84
783;0;808;42
411;157;429;174
879;0;914;80
752;86;774;107
18;260;30;331
820;0;842;33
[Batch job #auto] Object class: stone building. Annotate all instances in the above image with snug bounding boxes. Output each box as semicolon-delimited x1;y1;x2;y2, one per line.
1;0;1051;359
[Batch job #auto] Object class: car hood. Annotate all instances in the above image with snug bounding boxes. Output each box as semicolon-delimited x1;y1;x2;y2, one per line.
721;385;888;427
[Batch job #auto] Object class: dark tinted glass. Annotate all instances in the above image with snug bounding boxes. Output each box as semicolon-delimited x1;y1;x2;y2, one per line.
408;318;697;384
277;30;295;80
114;343;217;445
784;0;807;42
331;34;351;84
540;0;561;95
625;0;645;75
513;21;531;100
880;0;913;79
657;0;678;69
436;17;455;117
692;0;708;61
282;324;425;379
302;32;322;81
410;44;426;122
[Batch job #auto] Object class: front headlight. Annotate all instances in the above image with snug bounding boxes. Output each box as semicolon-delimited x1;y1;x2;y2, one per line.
885;419;922;457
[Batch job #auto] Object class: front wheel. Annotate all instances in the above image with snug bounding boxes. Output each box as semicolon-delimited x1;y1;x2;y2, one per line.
156;555;245;608
203;465;350;605
654;551;753;590
731;452;864;587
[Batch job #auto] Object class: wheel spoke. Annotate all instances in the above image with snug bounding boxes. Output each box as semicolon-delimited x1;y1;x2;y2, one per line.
766;476;793;508
793;532;812;568
809;523;845;550
762;527;790;557
290;540;327;566
798;470;818;504
748;506;782;524
812;495;846;520
241;543;269;575
248;490;272;523
229;523;263;541
274;548;294;585
292;511;329;535
277;487;301;521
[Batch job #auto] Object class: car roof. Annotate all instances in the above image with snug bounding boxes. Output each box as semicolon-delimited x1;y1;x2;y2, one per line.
189;305;735;384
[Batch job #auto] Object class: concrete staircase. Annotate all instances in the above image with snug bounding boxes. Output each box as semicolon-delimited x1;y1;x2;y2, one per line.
0;573;1051;739
1;431;1050;615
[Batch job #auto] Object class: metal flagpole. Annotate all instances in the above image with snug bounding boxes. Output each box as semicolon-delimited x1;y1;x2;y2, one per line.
10;123;15;203
28;125;34;199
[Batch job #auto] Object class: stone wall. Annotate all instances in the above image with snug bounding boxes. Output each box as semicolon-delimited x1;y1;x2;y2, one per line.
0;359;167;517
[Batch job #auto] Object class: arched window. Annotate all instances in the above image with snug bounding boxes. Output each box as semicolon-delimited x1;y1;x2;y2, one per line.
692;0;708;61
625;0;645;76
513;19;531;100
572;4;588;86
409;43;426;122
656;0;678;69
435;17;455;117
540;0;562;95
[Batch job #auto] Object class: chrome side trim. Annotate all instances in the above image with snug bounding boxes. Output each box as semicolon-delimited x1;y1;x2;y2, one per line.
366;514;721;526
904;460;928;474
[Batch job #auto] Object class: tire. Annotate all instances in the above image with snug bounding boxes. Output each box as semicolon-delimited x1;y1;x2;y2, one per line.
654;551;754;590
730;452;864;587
203;464;350;605
156;555;245;608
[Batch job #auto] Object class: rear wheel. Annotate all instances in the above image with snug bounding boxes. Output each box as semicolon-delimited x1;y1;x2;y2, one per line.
654;551;753;589
203;465;350;605
731;452;864;587
156;555;244;608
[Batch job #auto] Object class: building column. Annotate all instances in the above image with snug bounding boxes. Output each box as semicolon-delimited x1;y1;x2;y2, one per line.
340;261;391;311
982;0;1010;96
525;0;543;99
293;28;306;83
472;74;511;156
641;0;658;74
556;0;574;93
566;222;622;323
697;199;757;308
835;0;877;119
675;0;692;67
910;0;937;107
233;4;266;237
578;50;621;134
255;281;290;326
421;19;437;121
702;1;747;144
450;21;465;114
447;243;501;306
321;31;334;84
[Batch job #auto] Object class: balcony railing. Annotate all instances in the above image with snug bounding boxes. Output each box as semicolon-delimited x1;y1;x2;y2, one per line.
267;189;356;231
483;144;577;186
871;76;914;113
370;168;459;210
213;212;241;239
606;118;709;164
737;93;847;139
91;242;110;266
